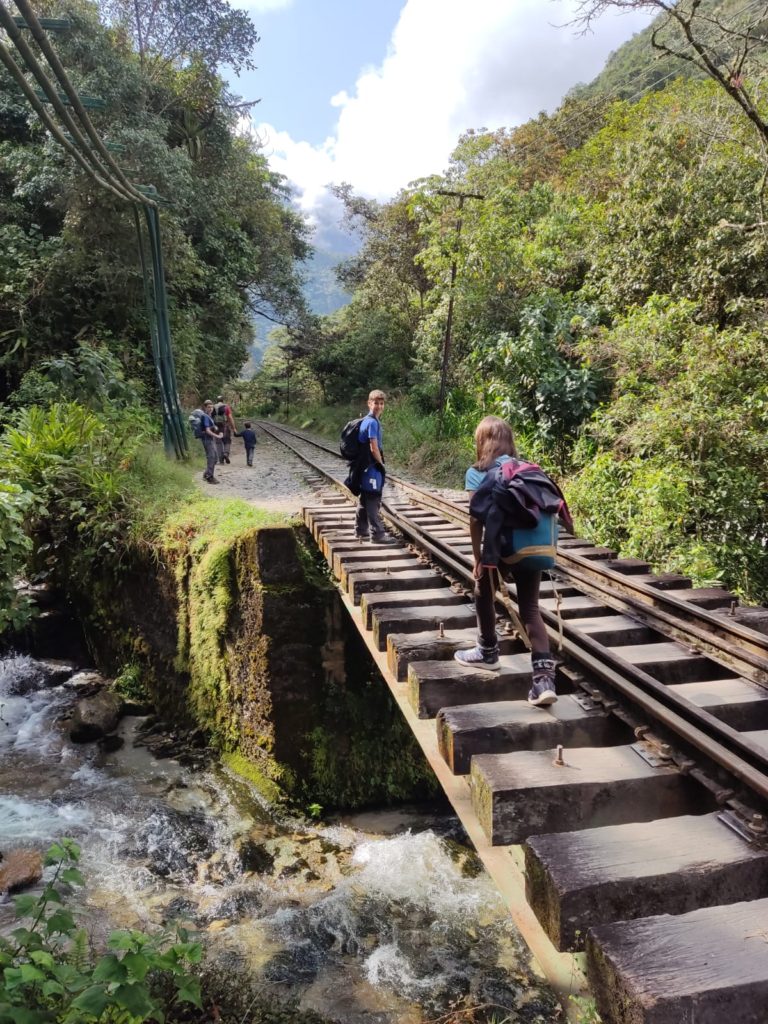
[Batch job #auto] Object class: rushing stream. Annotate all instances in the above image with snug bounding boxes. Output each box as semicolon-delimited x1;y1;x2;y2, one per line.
0;653;558;1023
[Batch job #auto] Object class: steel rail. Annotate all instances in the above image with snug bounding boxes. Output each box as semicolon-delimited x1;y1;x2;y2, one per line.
263;421;768;674
259;421;768;804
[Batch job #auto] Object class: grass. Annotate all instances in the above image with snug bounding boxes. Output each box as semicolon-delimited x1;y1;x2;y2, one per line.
124;442;291;548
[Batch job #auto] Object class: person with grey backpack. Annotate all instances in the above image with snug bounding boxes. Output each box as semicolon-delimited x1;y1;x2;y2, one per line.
189;400;223;484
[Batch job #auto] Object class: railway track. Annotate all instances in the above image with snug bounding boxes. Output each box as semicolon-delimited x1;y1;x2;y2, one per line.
259;419;768;1024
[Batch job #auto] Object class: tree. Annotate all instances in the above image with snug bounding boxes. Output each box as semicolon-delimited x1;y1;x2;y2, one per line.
574;0;768;146
104;0;260;77
0;0;310;402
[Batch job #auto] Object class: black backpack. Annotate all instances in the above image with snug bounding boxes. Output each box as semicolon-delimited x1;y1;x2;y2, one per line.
213;402;227;429
340;417;365;461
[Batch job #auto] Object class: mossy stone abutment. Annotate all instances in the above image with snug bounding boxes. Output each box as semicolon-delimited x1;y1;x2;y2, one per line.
9;503;437;811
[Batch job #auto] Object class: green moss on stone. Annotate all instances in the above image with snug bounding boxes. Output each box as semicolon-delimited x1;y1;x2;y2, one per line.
222;749;289;806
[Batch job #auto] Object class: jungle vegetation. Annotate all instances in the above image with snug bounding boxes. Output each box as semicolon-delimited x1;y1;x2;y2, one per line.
251;0;768;602
1;0;767;628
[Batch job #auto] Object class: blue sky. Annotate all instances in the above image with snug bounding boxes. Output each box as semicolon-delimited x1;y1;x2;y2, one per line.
235;0;654;232
238;1;404;146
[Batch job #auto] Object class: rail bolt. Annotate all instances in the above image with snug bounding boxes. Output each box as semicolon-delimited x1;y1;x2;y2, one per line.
750;813;767;833
553;744;565;767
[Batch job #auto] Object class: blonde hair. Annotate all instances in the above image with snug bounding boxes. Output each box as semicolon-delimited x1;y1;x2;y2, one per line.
473;415;517;471
368;389;386;401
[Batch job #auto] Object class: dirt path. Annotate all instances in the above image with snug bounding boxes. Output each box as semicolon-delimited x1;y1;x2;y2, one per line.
194;425;318;514
195;423;466;514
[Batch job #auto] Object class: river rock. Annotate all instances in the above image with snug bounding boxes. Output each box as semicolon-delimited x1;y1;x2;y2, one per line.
0;849;43;894
69;690;122;743
38;659;78;687
13;579;58;608
64;670;109;694
237;837;275;874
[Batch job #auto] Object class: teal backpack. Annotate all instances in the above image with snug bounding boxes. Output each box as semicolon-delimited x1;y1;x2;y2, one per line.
500;514;558;571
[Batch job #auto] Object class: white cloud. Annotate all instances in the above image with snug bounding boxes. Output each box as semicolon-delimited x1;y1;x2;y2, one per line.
249;0;654;213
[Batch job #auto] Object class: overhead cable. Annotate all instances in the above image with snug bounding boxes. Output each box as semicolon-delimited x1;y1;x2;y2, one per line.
0;38;132;202
11;0;151;206
0;1;149;206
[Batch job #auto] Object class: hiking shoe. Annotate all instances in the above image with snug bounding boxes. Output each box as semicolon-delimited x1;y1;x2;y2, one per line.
371;535;398;545
528;657;557;707
354;532;370;542
454;646;500;673
224;456;231;464
207;477;220;485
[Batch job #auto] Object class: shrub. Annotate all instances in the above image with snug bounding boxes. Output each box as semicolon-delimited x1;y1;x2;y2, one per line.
0;402;150;581
0;838;203;1023
0;480;36;631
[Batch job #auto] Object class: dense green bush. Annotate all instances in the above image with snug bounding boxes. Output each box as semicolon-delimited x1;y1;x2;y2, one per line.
0;403;143;580
0;839;202;1023
0;480;36;631
569;298;768;600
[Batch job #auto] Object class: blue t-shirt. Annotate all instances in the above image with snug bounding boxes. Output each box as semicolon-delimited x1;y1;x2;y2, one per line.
200;412;216;436
466;455;516;557
465;454;512;492
359;414;383;493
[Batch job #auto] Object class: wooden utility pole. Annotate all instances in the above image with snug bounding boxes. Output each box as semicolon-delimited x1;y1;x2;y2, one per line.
436;188;484;418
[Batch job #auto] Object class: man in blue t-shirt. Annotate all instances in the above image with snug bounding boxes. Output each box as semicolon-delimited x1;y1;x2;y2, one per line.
200;400;223;484
355;389;396;544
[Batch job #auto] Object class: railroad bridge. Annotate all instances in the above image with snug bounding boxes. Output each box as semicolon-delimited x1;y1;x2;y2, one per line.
261;421;768;1024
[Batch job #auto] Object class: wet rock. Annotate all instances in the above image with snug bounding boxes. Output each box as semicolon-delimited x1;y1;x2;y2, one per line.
236;837;275;874
98;733;125;753
255;833;349;889
133;721;211;767
442;838;483;879
69;690;121;743
64;670;109;694
0;849;43;894
202;889;263;924
38;659;78;686
14;579;58;609
162;895;199;923
0;655;50;696
127;807;217;879
12;609;88;662
120;699;154;717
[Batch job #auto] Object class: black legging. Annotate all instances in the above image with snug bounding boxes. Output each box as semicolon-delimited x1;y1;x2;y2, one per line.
475;566;550;654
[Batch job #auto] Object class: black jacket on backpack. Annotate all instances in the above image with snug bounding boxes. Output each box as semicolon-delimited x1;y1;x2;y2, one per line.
469;458;573;567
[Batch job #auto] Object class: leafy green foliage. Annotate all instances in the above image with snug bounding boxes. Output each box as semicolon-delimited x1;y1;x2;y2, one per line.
4;343;145;415
468;292;606;469
0;0;310;404
0;839;202;1023
0;403;147;581
0;480;35;631
569;298;768;599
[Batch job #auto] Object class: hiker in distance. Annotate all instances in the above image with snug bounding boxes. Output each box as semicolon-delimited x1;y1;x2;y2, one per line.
198;400;223;485
235;421;257;467
456;415;571;707
351;389;397;545
214;395;237;464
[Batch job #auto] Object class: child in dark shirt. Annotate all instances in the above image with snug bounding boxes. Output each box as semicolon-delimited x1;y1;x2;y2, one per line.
235;422;257;467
